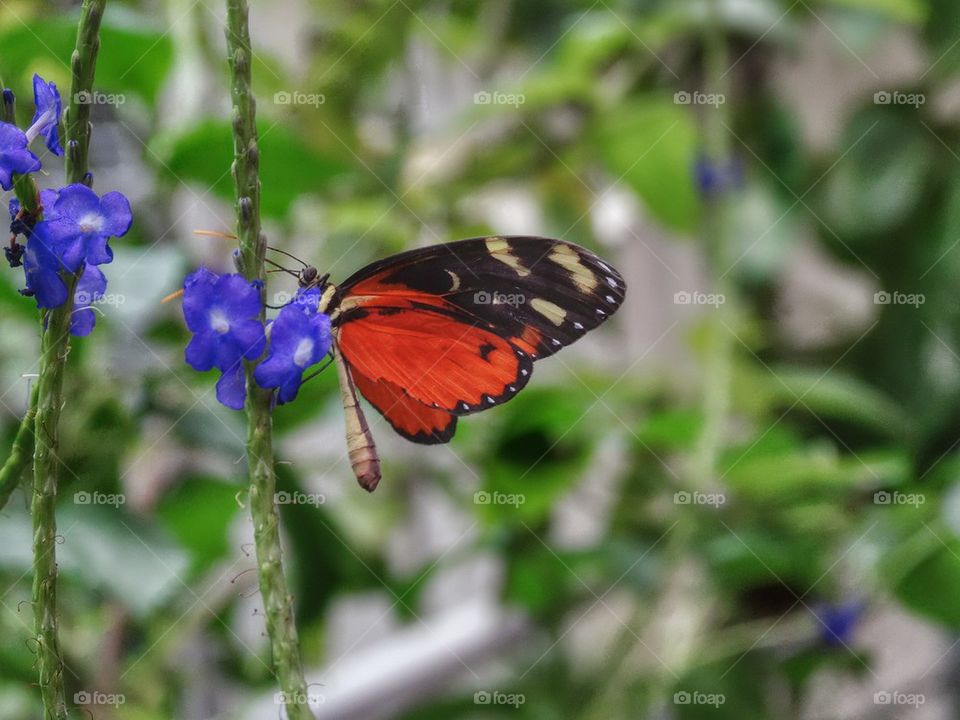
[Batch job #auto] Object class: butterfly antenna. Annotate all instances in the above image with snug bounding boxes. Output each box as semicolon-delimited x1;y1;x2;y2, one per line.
161;288;184;303
300;353;335;384
267;245;309;269
264;257;301;278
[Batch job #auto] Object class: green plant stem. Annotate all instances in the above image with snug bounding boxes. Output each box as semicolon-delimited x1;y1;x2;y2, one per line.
692;0;735;489
0;384;38;510
31;2;106;718
225;2;313;717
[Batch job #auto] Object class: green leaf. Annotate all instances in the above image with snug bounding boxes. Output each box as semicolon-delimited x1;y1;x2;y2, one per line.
767;369;907;437
149;120;350;218
723;444;910;499
0;17;173;105
706;528;825;589
821;110;932;238
636;408;704;451
888;531;960;629
595;96;700;232
925;0;960;78
478;388;594;523
813;0;927;24
156;476;241;573
0;505;189;618
675;656;772;720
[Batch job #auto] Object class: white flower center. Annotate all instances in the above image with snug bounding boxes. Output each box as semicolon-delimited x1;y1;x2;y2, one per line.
209;308;230;335
78;212;104;234
293;337;314;367
24;109;54;143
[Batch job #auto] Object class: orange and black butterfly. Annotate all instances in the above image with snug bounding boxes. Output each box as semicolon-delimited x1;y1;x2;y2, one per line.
307;236;626;492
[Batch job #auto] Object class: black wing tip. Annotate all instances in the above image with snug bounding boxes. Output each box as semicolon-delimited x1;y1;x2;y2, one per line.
394;415;458;445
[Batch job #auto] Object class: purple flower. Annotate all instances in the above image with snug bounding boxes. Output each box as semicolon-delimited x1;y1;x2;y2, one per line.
815;601;863;647
694;154;744;199
22;221;85;308
9;188;61;224
182;268;266;410
71;265;107;336
42;184;132;266
0;122;41;191
28;74;63;157
254;289;332;404
8;189;60;269
216;360;247;410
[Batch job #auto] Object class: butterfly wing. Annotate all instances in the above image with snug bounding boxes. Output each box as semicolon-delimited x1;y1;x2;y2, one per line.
335;302;533;414
327;236;625;445
332;236;626;358
350;366;457;444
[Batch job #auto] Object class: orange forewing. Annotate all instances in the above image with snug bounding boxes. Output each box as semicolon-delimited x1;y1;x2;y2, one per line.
336;302;532;415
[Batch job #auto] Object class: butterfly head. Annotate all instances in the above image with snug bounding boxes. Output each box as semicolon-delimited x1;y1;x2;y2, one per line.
297;267;337;314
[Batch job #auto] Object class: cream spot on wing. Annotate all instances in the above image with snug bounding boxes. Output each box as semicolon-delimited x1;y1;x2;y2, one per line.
485;236;530;277
530;298;566;326
445;270;461;292
318;283;338;314
548;244;598;292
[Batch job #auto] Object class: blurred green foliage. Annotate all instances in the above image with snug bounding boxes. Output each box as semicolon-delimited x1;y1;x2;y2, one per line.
1;0;960;718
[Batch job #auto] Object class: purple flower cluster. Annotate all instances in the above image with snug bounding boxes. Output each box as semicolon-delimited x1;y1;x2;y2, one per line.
3;75;132;335
181;269;332;409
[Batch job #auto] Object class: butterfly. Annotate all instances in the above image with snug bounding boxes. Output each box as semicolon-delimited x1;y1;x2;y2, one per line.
304;236;625;492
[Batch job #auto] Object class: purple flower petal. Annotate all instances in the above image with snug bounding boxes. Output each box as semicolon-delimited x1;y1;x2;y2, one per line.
185;333;218;371
53;183;101;221
216;362;247;410
99;192;132;237
31;74;63;157
0;121;41;191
